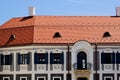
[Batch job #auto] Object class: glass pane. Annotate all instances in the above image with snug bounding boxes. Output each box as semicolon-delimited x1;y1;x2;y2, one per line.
54;78;60;80
5;55;11;65
21;78;26;80
4;78;9;80
106;78;111;80
38;78;44;80
101;53;113;64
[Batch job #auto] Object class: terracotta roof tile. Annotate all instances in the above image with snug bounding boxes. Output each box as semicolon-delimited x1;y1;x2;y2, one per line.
0;16;120;46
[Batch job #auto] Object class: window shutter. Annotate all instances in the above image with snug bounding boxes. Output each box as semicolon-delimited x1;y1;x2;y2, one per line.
9;54;12;65
61;52;64;64
112;52;115;64
101;52;104;64
1;54;4;65
116;52;120;64
45;53;48;64
50;52;53;64
34;53;38;64
27;53;30;64
18;53;21;64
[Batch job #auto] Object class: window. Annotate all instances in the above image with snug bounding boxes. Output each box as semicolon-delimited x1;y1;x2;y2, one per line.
3;77;10;80
77;51;87;69
50;53;64;64
116;52;120;64
53;32;62;38
1;54;12;65
104;77;112;80
37;77;46;80
53;77;61;80
20;77;27;80
101;53;115;64
34;53;48;64
18;53;30;64
103;32;111;38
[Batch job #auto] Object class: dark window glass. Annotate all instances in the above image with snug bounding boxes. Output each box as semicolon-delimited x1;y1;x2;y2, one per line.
101;53;115;64
38;78;44;80
1;54;12;65
4;78;9;80
54;78;60;80
18;53;30;64
21;78;27;80
34;53;48;64
105;78;111;80
77;51;87;70
116;53;120;64
50;53;64;64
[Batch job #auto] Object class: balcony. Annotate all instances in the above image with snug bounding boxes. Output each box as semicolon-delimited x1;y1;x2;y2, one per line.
73;63;91;78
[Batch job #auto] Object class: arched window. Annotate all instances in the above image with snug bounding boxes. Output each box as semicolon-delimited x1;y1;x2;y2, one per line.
77;51;87;70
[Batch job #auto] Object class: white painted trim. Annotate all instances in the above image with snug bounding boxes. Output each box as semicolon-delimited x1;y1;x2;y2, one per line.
37;76;46;80
104;76;113;80
53;77;61;80
3;77;10;80
20;77;27;80
37;49;46;53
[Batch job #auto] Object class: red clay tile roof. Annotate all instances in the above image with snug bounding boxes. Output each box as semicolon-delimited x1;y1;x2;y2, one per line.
0;16;120;46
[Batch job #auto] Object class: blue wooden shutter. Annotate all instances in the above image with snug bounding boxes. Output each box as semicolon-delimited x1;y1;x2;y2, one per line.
101;52;104;64
116;52;120;64
9;54;12;65
27;53;30;64
18;53;21;64
1;54;4;65
50;52;53;64
112;52;115;64
34;53;38;64
45;52;48;64
61;52;64;64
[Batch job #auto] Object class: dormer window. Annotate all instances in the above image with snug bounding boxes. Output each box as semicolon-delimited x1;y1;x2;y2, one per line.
103;32;111;38
53;32;62;38
10;34;16;40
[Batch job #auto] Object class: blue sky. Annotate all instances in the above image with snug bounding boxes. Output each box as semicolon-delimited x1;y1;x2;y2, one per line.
0;0;119;25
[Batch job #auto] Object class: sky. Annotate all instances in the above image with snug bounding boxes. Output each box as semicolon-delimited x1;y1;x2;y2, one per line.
0;0;119;25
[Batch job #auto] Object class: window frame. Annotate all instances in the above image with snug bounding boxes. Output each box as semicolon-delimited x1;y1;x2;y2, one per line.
34;52;48;64
104;76;113;80
50;52;64;64
1;54;12;65
101;52;115;64
53;77;61;80
37;77;46;80
18;53;30;65
3;77;10;80
20;77;27;80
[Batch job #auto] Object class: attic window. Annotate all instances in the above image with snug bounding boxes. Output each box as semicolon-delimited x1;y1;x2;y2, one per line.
10;34;16;39
53;32;62;38
103;32;111;38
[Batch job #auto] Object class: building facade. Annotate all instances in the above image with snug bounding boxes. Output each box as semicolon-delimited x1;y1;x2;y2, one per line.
0;15;120;80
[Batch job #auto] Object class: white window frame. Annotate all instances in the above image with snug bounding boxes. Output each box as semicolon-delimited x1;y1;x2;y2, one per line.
37;77;46;80
104;76;113;80
53;77;61;80
20;77;27;80
3;77;10;80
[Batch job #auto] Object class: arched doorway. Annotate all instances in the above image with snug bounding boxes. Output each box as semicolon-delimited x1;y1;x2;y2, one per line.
77;77;87;80
77;51;87;70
